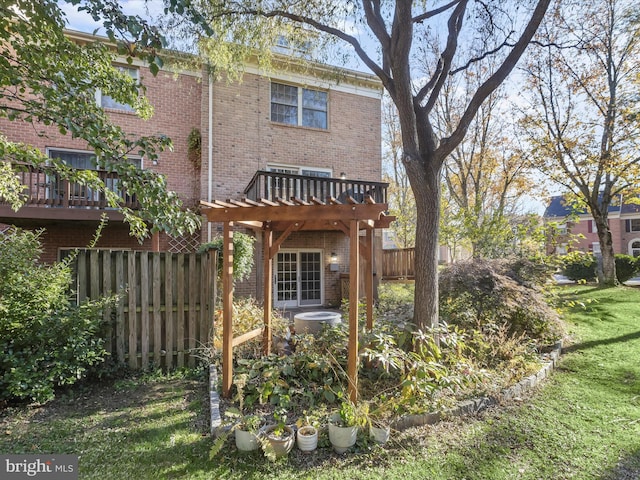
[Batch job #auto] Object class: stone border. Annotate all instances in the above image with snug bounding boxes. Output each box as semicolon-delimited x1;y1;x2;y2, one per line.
209;346;562;434
392;345;562;431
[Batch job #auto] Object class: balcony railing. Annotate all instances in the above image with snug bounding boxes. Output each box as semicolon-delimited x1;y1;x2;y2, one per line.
244;170;388;204
1;163;139;210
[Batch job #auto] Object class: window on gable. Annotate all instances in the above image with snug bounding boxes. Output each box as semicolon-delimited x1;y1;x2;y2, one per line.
98;66;139;112
271;82;327;129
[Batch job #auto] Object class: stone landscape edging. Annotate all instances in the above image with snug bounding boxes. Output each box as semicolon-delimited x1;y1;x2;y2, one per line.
392;345;562;431
209;345;562;435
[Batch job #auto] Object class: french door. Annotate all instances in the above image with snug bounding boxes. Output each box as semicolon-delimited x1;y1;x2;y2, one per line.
274;250;323;308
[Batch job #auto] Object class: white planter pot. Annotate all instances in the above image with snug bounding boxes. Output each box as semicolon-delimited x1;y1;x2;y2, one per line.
369;425;390;444
235;428;260;451
296;426;318;452
328;415;358;454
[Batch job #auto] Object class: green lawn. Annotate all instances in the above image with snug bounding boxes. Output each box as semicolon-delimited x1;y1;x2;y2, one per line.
1;285;639;479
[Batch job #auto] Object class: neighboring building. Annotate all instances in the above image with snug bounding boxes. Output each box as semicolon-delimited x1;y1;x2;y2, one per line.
544;194;640;257
0;30;385;307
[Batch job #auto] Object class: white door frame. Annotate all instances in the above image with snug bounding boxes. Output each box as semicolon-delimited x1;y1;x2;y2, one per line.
273;249;324;308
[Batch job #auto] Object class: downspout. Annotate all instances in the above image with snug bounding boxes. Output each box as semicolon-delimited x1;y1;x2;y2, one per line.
207;69;213;242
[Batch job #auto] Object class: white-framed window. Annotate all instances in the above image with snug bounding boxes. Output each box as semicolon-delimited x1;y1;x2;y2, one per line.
629;239;640;257
557;223;568;235
556;243;568;255
631;219;640;232
270;82;328;129
96;66;139;112
267;164;331;178
591;242;601;254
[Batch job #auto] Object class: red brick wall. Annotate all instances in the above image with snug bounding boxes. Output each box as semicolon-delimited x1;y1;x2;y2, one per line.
200;72;382;203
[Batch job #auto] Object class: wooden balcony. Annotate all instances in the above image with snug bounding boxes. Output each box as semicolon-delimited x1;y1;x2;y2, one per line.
244;170;388;204
0;164;138;223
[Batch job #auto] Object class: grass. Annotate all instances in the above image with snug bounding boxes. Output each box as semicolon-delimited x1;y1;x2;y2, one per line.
1;285;639;479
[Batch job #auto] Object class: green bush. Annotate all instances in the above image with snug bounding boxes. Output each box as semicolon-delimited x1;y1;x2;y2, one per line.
198;231;255;282
439;258;562;343
615;254;639;283
0;228;110;403
561;251;597;282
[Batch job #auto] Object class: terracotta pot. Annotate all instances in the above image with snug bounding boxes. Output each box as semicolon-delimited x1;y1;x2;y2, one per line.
262;425;295;459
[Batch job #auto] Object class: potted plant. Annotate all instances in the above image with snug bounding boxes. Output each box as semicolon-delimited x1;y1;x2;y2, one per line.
295;412;320;452
235;414;262;452
261;410;295;460
328;400;366;453
365;399;393;445
209;409;263;457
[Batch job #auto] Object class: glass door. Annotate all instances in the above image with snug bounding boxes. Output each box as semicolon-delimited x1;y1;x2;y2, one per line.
275;251;298;308
274;250;323;308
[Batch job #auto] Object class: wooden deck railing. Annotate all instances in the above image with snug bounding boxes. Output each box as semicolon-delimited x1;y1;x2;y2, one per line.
2;163;139;209
244;170;388;204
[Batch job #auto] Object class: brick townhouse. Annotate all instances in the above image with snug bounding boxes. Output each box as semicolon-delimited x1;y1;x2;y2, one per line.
544;194;640;257
0;30;385;308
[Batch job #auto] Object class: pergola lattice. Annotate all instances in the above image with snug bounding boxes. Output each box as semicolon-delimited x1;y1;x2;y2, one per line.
201;195;394;403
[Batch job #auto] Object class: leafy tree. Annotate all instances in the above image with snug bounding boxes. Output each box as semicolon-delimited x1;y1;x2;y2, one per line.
174;1;552;330
0;0;201;239
521;0;640;286
382;96;416;249
0;228;110;403
435;68;534;258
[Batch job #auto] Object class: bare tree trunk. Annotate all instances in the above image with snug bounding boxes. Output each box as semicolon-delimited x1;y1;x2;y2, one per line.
594;216;617;286
406;158;442;331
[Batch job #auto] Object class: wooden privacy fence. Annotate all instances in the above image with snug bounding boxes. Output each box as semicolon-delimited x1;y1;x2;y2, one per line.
382;248;415;279
71;249;217;370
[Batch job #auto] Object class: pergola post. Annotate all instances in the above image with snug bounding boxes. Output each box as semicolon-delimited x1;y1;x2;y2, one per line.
348;219;360;404
222;221;234;398
262;228;273;356
365;227;374;331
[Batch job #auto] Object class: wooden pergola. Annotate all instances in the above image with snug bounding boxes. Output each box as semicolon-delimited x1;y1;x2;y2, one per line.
200;196;394;403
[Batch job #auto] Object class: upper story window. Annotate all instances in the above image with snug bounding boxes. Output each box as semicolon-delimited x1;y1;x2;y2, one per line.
630;219;640;232
270;82;328;130
267;164;331;177
97;66;139;112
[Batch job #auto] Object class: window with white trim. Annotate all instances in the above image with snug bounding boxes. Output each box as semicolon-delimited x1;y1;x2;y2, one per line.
631;219;640;232
270;82;328;129
591;242;601;254
97;66;139;112
630;240;640;257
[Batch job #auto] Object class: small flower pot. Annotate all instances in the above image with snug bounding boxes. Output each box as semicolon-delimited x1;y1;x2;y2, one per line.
328;414;358;454
296;425;318;452
369;424;390;444
261;424;295;459
235;428;260;452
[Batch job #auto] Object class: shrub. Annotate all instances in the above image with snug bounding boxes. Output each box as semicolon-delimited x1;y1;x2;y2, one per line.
561;251;597;282
615;254;639;283
198;232;255;282
0;228;111;403
439;258;561;343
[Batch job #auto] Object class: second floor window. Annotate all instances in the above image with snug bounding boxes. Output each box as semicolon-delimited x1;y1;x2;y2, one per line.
271;82;328;129
98;66;139;112
631;219;640;232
